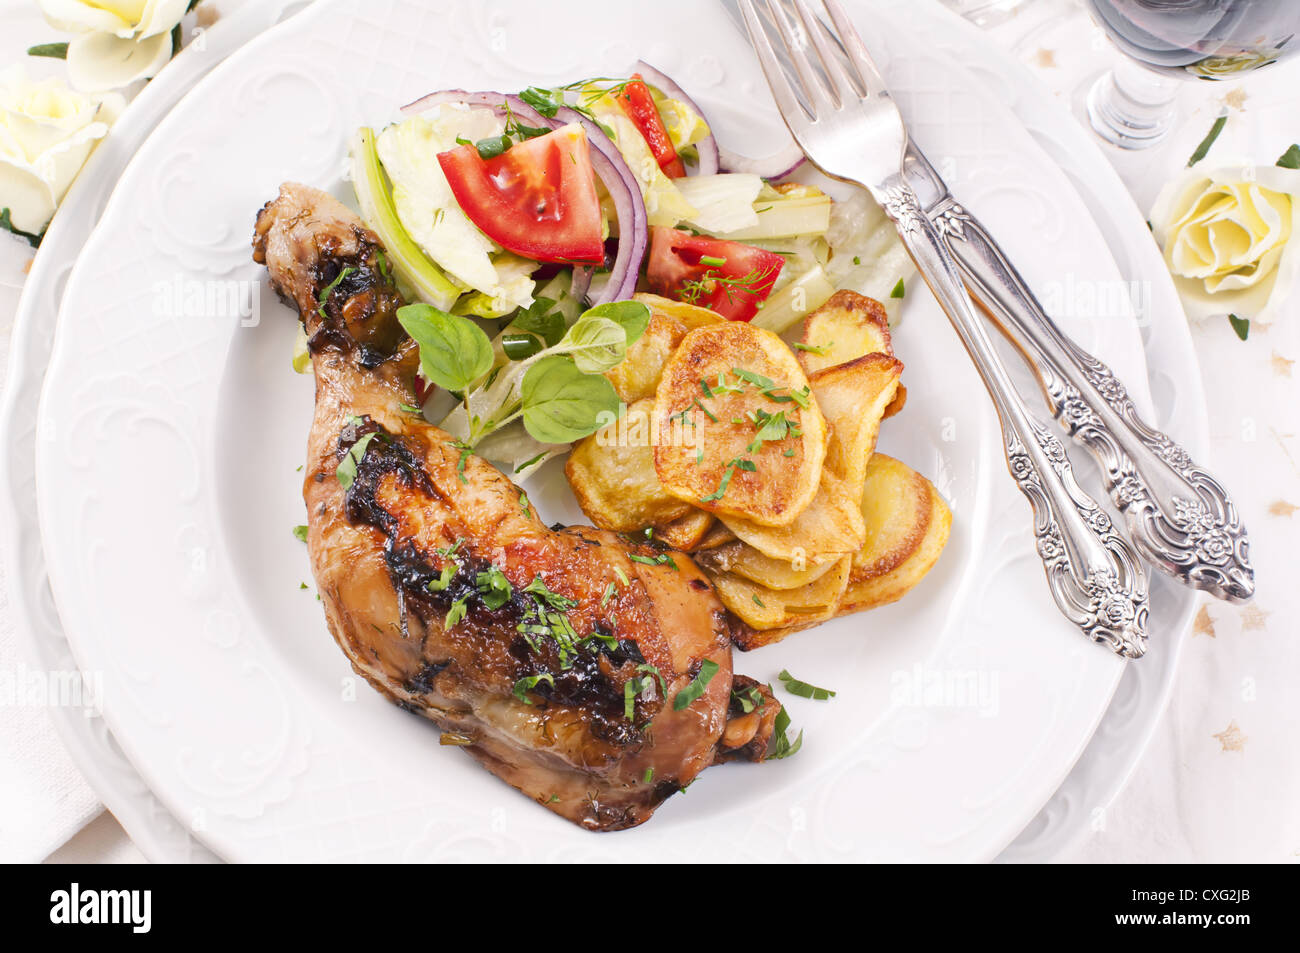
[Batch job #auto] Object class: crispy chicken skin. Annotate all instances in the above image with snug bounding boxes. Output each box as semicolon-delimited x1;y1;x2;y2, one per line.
253;183;778;830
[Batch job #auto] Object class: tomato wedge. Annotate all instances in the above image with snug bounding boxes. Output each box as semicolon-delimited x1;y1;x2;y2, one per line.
645;228;785;322
617;74;687;179
437;124;604;264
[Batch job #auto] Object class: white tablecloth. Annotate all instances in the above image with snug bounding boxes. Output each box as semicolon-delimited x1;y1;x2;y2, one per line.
2;0;1296;863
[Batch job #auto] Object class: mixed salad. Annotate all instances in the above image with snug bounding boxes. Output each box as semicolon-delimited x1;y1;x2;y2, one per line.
321;64;910;475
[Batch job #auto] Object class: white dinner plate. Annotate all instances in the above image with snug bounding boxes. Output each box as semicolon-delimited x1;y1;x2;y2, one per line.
31;0;1174;861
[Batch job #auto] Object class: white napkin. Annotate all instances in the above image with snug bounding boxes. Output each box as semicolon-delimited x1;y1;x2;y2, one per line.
0;236;103;862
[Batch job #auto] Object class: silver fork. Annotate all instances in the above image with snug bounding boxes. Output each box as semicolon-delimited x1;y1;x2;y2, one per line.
738;0;1150;658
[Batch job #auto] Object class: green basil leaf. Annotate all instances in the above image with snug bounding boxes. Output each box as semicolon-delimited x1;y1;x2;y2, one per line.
397;303;493;393
554;316;628;374
520;355;620;444
582;300;651;346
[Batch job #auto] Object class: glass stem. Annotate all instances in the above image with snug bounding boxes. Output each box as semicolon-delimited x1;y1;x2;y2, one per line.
1086;56;1181;149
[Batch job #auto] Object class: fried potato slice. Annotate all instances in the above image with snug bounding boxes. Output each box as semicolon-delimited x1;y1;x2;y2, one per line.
720;352;902;562
652;508;716;551
851;453;933;582
695;520;737;551
633;292;727;331
565;399;691;533
697;540;841;590
839;458;951;614
653;322;827;527
715;557;852;647
797;290;893;375
605;311;686;404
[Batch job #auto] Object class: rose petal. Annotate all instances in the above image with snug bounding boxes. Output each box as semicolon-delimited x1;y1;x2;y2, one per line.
65;29;173;92
0;157;59;233
137;0;190;39
38;0;140;38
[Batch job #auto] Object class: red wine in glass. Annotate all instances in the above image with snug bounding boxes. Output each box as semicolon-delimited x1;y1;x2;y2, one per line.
1084;0;1300;147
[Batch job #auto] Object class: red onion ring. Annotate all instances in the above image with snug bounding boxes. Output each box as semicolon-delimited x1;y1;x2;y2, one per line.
398;90;648;305
632;60;719;176
717;141;806;179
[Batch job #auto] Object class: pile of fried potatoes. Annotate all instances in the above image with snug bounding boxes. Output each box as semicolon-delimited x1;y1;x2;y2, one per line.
564;289;951;649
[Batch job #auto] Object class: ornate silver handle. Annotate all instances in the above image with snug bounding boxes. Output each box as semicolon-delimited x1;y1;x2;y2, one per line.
931;195;1254;604
879;177;1149;658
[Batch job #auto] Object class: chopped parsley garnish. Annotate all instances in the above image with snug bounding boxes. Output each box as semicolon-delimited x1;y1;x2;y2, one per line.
778;669;836;700
600;581;617;607
793;340;833;355
700;458;756;502
426;564;457;592
643;767;654;783
890;277;905;299
673;658;720;711
317;266;356;317
476;566;513;609
613;566;629;586
512;673;554;705
732;685;765;714
636;663;667;696
445;595;469;628
769;707;803;759
524;576;576;610
624;676;649;720
752;594;766;608
336;431;379;490
628;552;678;570
292;524;308;542
451;440;473;484
519;491;531;518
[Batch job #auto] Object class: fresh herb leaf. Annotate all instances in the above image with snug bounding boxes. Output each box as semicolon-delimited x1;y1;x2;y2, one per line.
583;300;651;346
777;669;836;700
292;525;308;542
643;767;654;783
513;673;554;704
624;676;647;720
600;581;617;607
511;297;566;347
1187;114;1227;167
524;576;577;611
476;566;513;609
673;658;720;711
397;303;493;393
317;266;356;316
890;277;905;299
426;564;457;592
519;491;531;518
1228;313;1250;341
1277;144;1300;169
553;317;629;374
520;355;620;444
336;432;379;490
769;707;803;760
473;134;513;160
519;86;561;118
636;663;667;696
445;596;469;628
502;332;545;361
793;340;833;355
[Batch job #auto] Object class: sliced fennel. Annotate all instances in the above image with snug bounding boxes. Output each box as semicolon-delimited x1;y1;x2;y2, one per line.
718;191;832;241
649;92;712;153
676;174;763;235
591;105;696;227
349;127;461;311
825;191;916;325
749;265;836;334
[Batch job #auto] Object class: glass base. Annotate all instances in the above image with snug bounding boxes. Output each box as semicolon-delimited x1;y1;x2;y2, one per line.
1085;62;1180;150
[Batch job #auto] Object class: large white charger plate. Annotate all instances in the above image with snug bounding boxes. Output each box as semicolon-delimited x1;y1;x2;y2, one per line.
22;0;1195;862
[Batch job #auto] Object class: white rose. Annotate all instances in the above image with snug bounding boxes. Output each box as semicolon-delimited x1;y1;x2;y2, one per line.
38;0;190;92
1149;159;1299;326
0;66;122;235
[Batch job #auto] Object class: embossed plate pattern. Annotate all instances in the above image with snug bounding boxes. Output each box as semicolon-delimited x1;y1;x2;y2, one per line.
25;0;1188;861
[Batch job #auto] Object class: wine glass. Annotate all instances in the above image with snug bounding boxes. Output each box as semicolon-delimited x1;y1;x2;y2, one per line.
1083;0;1300;149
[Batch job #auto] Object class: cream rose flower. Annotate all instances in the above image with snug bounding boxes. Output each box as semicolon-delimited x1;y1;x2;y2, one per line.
38;0;190;92
0;66;122;235
1150;159;1300;326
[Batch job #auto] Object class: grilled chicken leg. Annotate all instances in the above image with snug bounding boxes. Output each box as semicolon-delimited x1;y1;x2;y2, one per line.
253;183;779;830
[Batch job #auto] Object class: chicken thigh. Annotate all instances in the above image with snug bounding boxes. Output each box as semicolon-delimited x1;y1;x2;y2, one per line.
252;183;779;830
